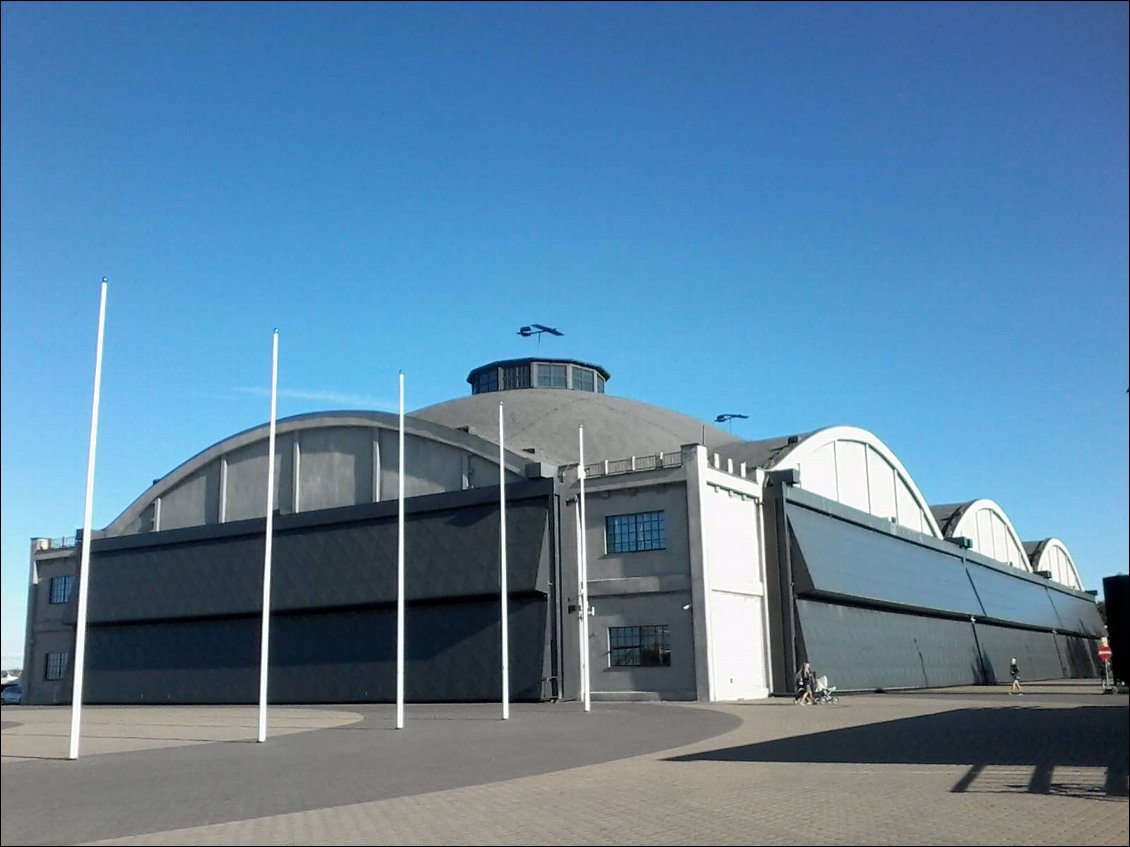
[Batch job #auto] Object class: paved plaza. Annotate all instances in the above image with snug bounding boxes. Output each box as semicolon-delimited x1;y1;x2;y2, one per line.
1;680;1126;846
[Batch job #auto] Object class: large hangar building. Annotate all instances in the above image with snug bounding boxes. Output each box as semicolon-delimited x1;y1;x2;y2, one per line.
22;357;1104;705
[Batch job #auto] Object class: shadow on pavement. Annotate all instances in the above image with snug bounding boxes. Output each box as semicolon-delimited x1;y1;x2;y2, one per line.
666;705;1129;799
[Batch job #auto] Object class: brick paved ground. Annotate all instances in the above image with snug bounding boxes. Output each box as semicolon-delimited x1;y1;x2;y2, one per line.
2;680;1126;846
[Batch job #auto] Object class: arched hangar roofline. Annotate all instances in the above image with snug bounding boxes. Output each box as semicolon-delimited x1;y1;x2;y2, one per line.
766;425;944;538
935;498;1033;573
103;410;529;536
1024;536;1083;589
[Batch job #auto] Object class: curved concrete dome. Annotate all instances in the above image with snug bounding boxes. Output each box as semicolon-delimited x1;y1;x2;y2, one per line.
1024;537;1084;590
930;499;1031;572
724;426;943;537
412;389;739;467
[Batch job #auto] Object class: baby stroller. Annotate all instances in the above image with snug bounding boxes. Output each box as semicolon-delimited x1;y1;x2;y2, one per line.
812;675;838;704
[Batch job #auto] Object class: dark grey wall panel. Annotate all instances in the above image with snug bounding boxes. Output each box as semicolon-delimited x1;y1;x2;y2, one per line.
786;500;1101;639
88;490;550;624
787;504;981;616
972;622;1068;683
83;617;260;704
797;600;982;691
1047;589;1105;637
89;538;264;623
83;597;550;704
1056;633;1102;678
966;564;1063;630
797;600;1096;692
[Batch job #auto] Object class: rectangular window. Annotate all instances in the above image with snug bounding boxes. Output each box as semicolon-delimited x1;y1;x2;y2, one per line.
45;651;69;681
609;625;671;667
605;511;666;553
536;363;567;388
571;367;594;392
474;370;498;394
49;575;75;604
501;365;530;390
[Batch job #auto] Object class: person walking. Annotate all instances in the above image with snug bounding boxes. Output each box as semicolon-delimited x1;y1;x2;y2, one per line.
1009;657;1023;695
793;662;816;705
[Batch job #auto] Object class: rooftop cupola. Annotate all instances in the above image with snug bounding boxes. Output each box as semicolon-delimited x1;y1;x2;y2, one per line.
466;358;611;395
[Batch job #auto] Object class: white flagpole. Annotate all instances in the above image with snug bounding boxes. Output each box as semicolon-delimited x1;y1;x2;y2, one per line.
574;501;585;705
396;371;405;729
257;329;279;743
68;277;108;761
499;402;509;720
578;425;591;712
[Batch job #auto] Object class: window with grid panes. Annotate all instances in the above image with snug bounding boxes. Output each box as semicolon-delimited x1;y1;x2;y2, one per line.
474;370;498;394
571;367;594;392
608;625;671;667
49;575;75;604
605;511;666;553
536;363;567;387
45;651;69;680
501;364;531;390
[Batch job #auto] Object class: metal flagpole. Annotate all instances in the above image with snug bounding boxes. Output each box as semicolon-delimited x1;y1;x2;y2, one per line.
499;402;509;720
396;371;405;729
578;425;591;712
574;501;585;705
257;329;279;743
68;277;108;761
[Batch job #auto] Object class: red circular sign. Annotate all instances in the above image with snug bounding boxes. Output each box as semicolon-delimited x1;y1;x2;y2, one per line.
1098;645;1112;660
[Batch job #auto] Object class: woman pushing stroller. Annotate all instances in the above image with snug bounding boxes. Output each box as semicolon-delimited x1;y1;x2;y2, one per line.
793;662;817;705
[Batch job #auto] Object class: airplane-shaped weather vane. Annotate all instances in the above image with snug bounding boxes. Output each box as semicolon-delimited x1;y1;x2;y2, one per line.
517;323;563;338
517;323;563;351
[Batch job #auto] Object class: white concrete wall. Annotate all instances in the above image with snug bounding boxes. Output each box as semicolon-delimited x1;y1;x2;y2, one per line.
699;471;769;701
958;502;1029;572
677;444;772;703
1033;540;1082;590
793;436;933;535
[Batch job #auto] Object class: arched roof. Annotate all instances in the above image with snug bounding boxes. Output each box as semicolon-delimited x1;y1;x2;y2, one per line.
103;411;536;536
722;426;943;537
1024;537;1084;590
929;499;1031;572
412;389;740;466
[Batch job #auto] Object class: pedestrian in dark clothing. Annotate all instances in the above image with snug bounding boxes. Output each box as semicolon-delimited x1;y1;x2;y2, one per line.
794;662;816;705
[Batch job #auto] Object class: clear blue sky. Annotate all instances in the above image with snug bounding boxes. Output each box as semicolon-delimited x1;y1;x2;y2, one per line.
2;1;1127;668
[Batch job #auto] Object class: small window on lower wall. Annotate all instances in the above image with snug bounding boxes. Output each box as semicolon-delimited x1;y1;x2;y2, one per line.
45;651;69;681
609;625;670;667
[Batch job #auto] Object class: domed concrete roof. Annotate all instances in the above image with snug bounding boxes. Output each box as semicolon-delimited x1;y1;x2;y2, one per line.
412;389;740;466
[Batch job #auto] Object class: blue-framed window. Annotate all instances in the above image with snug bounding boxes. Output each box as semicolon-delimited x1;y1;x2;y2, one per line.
605;511;666;553
49;575;75;604
609;625;671;667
